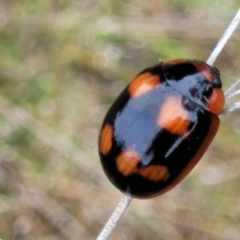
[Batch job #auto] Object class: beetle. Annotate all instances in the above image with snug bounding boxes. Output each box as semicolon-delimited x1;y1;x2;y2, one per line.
98;59;225;199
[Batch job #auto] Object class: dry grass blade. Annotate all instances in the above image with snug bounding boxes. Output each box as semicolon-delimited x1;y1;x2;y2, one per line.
96;195;132;240
207;7;240;65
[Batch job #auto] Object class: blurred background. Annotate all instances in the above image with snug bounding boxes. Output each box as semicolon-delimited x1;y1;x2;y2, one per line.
1;0;240;239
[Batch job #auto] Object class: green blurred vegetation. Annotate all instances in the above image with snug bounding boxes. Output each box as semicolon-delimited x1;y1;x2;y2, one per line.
0;0;240;239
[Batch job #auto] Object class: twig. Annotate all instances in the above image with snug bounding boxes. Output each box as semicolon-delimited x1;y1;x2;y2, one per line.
207;8;240;65
96;7;240;240
224;78;240;99
96;195;132;240
221;102;240;116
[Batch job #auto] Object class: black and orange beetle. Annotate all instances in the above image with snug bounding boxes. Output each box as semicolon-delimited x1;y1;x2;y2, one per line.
98;59;225;199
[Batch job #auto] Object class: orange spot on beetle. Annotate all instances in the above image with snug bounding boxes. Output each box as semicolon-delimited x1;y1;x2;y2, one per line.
116;147;140;176
170;114;220;190
144;114;221;199
116;147;170;182
128;73;160;97
194;62;215;82
157;96;190;136
138;165;170;182
99;124;113;155
207;88;225;114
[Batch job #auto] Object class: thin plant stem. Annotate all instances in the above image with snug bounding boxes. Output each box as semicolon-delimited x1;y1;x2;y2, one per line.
96;7;240;240
207;8;240;65
224;78;240;99
221;102;240;116
96;195;132;240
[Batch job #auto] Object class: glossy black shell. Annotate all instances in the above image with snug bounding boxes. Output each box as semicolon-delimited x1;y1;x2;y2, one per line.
99;60;223;199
